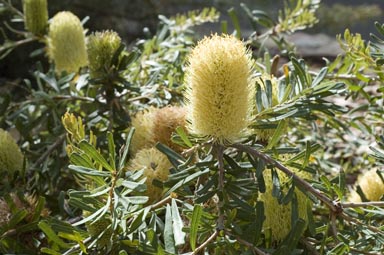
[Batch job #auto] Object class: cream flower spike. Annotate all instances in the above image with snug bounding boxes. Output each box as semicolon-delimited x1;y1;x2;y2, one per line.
184;34;255;144
47;11;88;73
23;0;48;35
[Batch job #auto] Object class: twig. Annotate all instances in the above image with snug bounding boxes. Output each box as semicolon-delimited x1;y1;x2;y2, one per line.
341;213;383;233
191;230;218;255
232;143;341;213
150;196;172;211
349;247;383;255
29;134;66;170
235;236;270;255
300;238;320;255
308;71;380;81
342;201;384;208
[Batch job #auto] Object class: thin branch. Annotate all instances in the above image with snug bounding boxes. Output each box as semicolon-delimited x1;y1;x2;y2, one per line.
29;134;66;170
342;201;384;208
235;236;270;255
341;212;383;234
150;196;172;211
232;143;341;213
308;71;380;81
300;238;320;255
191;230;218;255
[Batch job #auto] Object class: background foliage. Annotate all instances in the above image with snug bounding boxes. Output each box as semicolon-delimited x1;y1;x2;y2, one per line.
0;0;383;254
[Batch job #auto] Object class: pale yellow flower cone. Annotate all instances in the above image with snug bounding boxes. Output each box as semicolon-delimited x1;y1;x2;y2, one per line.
47;11;88;73
23;0;48;35
128;148;172;203
87;30;122;79
0;129;24;175
184;34;255;144
349;169;384;202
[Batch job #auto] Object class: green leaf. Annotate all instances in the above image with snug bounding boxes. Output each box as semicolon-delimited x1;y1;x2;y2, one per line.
107;132;116;170
175;126;192;147
68;165;110;177
311;67;328;87
266;120;287;150
79;140;114;172
228;8;241;38
39;221;71;248
274;218;306;255
41;248;62;255
254;201;265;244
164;204;176;254
190;204;203;251
69;153;94;168
271;169;281;199
165;168;210;196
171;199;186;246
156;142;185;167
7;209;28;228
119;127;135;170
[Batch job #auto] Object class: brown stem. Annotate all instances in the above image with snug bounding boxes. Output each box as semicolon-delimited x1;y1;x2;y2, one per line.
235;235;270;255
232;143;341;213
342;201;384;208
29;134;66;170
191;230;218;255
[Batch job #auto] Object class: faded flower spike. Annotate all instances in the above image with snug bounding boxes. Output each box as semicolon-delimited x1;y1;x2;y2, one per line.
259;157;311;242
184;34;254;144
349;169;384;202
87;30;122;79
0;129;24;175
23;0;48;35
128;148;172;203
47;11;88;73
130;106;187;155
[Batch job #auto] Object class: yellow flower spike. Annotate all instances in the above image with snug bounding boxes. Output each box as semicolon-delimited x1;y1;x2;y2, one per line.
258;156;312;242
87;30;122;79
0;129;24;175
47;11;88;73
23;0;48;35
184;34;255;144
349;169;384;202
128;148;172;203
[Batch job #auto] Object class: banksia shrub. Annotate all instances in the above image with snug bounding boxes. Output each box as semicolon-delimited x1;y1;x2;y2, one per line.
23;0;48;35
87;30;122;80
349;169;384;202
47;11;88;73
259;159;312;242
0;129;24;175
128;148;172;203
255;74;280;141
130;106;187;154
184;34;254;144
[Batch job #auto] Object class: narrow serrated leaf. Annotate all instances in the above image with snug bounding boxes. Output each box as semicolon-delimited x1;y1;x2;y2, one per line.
190;204;203;251
171;199;185;246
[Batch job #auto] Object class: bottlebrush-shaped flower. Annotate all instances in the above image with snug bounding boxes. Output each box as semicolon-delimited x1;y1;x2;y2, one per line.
23;0;48;35
47;11;88;73
0;129;23;175
349;169;384;202
184;34;255;144
87;30;122;79
130;106;187;154
259;158;311;242
128;148;172;203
